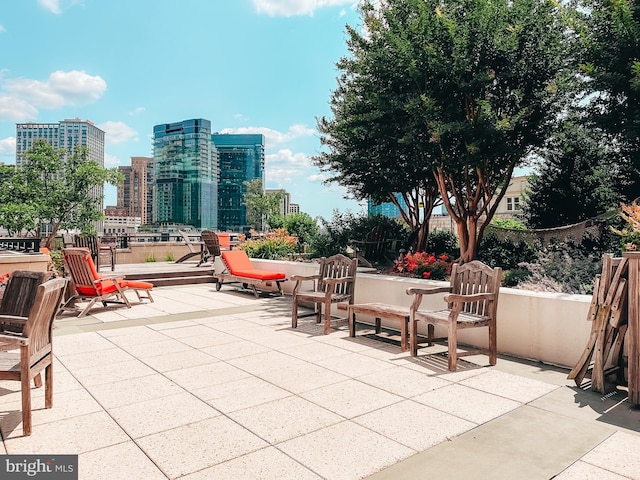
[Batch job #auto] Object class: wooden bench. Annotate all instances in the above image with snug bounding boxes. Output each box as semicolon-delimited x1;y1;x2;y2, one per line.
348;303;411;351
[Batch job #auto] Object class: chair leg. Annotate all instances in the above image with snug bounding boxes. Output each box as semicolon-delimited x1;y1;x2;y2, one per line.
410;317;418;356
45;363;53;409
33;373;42;388
323;301;332;335
292;297;298;329
489;319;497;366
21;373;31;436
448;321;458;371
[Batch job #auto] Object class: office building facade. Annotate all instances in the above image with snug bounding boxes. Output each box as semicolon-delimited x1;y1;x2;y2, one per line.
212;133;265;232
118;156;153;226
152;119;218;229
16;118;105;168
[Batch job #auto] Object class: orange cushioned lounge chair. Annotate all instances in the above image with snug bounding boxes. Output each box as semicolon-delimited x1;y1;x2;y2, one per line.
61;248;154;318
215;250;287;298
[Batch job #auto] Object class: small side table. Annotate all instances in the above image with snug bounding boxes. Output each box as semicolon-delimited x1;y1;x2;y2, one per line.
348;303;411;351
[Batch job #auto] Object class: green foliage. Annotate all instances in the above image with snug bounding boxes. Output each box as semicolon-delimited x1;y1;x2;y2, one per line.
502;267;531;287
244;179;284;231
271;212;319;251
165;252;175;262
425;230;459;259
522;116;622;228
240;230;297;259
145;254;157;262
308;210;359;258
316;0;574;261
491;218;527;231
0;139;122;247
477;232;540;270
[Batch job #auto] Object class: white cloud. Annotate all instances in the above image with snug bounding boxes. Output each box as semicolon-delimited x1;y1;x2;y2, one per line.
97;121;138;146
267;149;311;167
220;124;315;146
252;0;354;17
104;153;120;166
129;106;145;116
0;70;106;121
0;137;16;156
38;0;61;14
308;173;326;183
0;25;6;32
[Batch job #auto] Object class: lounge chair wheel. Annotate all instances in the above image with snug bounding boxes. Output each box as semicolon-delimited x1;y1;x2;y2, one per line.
242;283;249;289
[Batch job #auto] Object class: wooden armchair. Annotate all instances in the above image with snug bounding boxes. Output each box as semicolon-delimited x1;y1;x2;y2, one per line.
0;277;68;436
200;230;222;266
175;230;204;264
0;270;50;336
291;254;358;334
73;234;116;272
407;260;502;371
349;226;391;268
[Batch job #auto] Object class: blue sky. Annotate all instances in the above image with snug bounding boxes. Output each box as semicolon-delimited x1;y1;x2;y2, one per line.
0;0;367;221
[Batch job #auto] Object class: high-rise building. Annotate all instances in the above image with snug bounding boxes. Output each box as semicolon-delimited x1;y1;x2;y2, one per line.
152;119;218;229
15;118;106;233
368;194;407;219
118;156;153;225
265;189;290;216
212;133;265;232
16;118;105;168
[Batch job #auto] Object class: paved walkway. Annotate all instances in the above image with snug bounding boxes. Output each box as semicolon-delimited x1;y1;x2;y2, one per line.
1;283;639;479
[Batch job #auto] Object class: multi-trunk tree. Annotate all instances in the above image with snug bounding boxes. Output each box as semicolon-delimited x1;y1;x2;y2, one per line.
316;0;573;261
0;139;122;248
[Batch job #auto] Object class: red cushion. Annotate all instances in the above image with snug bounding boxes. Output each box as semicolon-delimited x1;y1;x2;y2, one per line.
229;269;286;281
122;280;153;290
221;250;286;280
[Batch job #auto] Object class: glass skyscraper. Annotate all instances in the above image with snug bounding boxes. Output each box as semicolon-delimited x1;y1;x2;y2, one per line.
211;133;265;232
152;119;218;229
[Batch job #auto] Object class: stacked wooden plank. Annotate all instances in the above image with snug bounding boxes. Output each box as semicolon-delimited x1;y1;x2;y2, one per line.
568;254;628;393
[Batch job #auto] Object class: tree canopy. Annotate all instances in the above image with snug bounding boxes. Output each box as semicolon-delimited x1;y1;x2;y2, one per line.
0;139;122;247
316;0;573;261
243;179;285;231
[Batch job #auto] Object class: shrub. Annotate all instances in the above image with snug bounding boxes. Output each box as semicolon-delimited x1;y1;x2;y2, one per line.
426;230;459;258
477;232;539;270
393;252;453;280
240;228;297;259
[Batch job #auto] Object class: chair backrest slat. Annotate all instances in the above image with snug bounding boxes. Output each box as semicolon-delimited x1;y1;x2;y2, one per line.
448;260;501;317
0;270;49;317
317;254;357;296
63;248;100;290
22;277;67;355
201;230;221;257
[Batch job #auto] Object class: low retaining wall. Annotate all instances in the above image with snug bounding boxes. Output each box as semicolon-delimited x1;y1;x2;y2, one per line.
252;258;592;369
0;251;51;275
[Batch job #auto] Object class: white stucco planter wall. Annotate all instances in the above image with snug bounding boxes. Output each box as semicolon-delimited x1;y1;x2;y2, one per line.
252;258;592;369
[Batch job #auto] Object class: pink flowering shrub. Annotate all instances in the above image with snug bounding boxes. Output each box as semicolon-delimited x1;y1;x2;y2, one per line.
393;252;452;280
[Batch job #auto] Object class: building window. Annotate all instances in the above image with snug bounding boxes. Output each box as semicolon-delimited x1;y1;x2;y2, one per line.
507;197;521;211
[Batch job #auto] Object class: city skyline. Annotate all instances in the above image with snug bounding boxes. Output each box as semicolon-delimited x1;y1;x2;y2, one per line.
0;0;366;221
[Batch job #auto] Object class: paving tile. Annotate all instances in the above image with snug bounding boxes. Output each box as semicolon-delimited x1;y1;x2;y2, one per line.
229;395;342;444
199;340;271;361
279;421;413;480
180;446;322;480
278;341;351;362
136;416;268;478
86;374;184;409
258;362;349;394
177;330;240;349
194;376;291;413
146;319;200;330
53;331;116;354
226;350;306;375
300;379;403;419
354;399;476;450
109;391;220;438
314;351;397;378
159;324;218;339
118;338;193;359
79;442;167;480
70;359;158;386
578;431;640;479
140;349;218;372
163;361;250;390
413;383;522;424
56;347;136;371
357;366;453;398
554;460;630;480
4;411;129;453
460;369;560;403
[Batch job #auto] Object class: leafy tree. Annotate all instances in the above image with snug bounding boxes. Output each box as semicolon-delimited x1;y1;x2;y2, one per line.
317;0;573;262
522;115;620;228
268;212;319;249
0;139;122;248
580;0;640;201
243;179;284;231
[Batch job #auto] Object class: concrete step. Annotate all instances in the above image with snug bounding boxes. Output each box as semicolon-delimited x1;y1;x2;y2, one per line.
123;267;215;287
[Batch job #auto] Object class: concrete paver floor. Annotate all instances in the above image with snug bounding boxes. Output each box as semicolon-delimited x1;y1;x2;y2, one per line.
0;283;638;479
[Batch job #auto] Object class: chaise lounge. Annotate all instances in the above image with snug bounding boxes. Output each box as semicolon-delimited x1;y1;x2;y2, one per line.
215;250;287;297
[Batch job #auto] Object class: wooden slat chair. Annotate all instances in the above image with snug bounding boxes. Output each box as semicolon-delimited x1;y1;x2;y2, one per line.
0;271;50;334
350;226;391;268
0;277;68;436
74;234;116;272
61;248;153;318
291;254;358;334
199;230;222;266
175;230;204;263
407;260;502;371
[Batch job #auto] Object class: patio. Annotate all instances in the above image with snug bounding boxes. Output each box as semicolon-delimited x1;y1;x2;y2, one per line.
0;277;639;479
